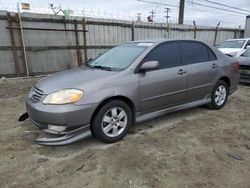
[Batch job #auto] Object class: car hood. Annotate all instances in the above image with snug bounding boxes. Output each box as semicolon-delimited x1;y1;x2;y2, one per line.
238;56;250;66
218;48;241;56
35;67;118;94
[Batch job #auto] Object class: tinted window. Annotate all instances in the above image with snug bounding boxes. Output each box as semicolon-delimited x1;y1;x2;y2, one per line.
207;47;217;61
142;42;181;69
181;42;209;64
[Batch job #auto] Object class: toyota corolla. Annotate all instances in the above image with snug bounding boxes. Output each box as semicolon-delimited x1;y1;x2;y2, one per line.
23;39;239;146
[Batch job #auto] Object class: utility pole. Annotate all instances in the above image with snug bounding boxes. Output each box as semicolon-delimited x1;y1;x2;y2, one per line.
149;10;155;22
165;8;171;38
164;8;171;24
178;0;185;24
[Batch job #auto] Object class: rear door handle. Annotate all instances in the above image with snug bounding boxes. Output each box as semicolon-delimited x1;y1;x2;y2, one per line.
211;63;218;68
178;69;187;75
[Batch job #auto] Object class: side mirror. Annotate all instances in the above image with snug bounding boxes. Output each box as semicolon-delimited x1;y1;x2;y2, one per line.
84;58;93;65
140;61;159;72
246;45;250;49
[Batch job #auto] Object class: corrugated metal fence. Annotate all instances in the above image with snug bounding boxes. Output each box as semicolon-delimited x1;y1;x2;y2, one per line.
0;11;244;77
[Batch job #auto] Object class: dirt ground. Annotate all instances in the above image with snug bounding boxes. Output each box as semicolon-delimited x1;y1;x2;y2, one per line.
0;77;250;188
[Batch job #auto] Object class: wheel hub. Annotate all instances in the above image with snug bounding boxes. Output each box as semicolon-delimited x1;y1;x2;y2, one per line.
215;85;226;106
101;107;128;137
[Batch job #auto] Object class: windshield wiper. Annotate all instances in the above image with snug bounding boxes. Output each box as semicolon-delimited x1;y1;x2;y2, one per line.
89;65;113;71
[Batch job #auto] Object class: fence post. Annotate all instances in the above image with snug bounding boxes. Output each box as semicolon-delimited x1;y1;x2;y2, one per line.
7;13;20;76
82;18;88;64
234;28;237;39
74;19;82;67
193;20;197;39
213;22;220;46
166;23;170;38
131;23;135;41
15;13;29;77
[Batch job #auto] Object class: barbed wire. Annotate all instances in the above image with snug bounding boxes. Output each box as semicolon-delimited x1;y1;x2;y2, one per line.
0;1;243;29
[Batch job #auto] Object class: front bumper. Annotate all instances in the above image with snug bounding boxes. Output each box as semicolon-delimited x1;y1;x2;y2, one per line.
239;67;250;83
26;96;97;146
34;123;91;146
239;75;250;83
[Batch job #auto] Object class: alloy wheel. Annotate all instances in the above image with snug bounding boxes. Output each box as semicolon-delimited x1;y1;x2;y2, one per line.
214;85;227;106
101;107;128;137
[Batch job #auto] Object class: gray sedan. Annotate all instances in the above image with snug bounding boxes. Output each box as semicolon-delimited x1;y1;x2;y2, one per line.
24;39;239;145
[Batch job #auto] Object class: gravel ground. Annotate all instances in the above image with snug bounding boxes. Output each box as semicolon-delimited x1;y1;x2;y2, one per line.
0;77;250;188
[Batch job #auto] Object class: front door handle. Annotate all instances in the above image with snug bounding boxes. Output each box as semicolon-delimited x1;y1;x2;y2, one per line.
178;69;187;75
211;63;218;68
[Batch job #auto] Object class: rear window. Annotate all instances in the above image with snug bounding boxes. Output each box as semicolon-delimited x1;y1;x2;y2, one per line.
181;42;209;64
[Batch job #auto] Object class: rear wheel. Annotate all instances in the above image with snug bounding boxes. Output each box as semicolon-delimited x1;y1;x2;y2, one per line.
207;80;228;109
92;100;132;143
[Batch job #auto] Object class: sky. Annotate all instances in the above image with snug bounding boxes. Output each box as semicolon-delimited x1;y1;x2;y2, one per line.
0;0;249;28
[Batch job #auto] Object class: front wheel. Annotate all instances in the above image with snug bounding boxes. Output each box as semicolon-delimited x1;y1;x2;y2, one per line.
207;80;229;110
92;100;132;143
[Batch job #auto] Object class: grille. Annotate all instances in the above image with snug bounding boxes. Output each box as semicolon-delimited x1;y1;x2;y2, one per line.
239;65;250;70
31;87;44;102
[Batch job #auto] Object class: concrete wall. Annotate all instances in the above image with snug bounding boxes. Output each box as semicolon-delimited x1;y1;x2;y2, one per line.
0;11;244;77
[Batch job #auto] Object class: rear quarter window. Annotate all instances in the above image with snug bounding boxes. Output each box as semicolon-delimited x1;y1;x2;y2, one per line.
207;47;217;61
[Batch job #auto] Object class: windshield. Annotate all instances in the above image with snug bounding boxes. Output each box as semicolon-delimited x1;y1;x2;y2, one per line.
219;40;245;49
89;43;151;71
241;49;250;57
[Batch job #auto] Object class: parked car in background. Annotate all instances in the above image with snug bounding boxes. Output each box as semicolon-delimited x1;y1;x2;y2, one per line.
24;39;239;146
238;49;250;83
218;38;250;57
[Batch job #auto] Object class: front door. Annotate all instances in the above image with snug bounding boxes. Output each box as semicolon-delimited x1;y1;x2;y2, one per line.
138;42;188;113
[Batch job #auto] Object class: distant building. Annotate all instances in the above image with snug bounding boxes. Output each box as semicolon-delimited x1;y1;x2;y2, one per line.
245;15;250;38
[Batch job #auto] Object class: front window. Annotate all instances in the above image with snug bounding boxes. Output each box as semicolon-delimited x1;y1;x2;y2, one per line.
219;40;245;49
89;43;151;71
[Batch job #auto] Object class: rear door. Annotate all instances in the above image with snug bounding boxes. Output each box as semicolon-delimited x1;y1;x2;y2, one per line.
181;41;218;102
138;42;188;113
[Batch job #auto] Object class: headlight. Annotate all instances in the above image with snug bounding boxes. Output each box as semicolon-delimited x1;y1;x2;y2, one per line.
43;89;83;104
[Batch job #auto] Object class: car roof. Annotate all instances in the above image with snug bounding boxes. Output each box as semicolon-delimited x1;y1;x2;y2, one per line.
130;38;207;45
225;38;250;41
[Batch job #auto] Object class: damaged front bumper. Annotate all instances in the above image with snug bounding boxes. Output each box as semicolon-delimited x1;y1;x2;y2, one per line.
33;122;91;146
24;94;96;146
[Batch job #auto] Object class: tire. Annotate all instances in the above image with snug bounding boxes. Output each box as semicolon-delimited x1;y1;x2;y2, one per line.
92;100;132;143
207;80;229;110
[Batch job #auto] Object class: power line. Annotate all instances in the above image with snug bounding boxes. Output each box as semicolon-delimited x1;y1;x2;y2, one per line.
137;0;178;8
203;0;250;13
187;2;245;27
188;1;248;15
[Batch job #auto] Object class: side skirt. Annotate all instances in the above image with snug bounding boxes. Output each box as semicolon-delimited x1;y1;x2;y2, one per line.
135;98;211;123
